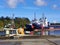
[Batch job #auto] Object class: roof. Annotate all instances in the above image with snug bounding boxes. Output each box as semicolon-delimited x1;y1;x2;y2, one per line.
4;28;17;30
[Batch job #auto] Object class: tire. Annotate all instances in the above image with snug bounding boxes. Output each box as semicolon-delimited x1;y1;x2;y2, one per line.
10;36;14;39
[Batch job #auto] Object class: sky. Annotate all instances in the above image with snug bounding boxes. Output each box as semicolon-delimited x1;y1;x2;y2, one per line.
0;0;60;22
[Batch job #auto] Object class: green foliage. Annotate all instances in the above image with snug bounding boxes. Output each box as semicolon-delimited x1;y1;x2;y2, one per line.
0;20;4;28
15;17;30;28
0;16;30;28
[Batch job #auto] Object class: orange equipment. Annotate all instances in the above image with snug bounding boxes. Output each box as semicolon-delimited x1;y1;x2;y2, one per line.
18;28;24;35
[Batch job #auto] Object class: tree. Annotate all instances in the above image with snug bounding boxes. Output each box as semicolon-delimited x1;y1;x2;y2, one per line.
14;17;30;28
0;16;30;29
0;20;4;28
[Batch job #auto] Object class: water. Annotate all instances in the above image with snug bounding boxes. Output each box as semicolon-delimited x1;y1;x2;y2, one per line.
49;30;60;36
0;30;60;36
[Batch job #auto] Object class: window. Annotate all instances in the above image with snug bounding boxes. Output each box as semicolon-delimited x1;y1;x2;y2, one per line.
9;30;16;34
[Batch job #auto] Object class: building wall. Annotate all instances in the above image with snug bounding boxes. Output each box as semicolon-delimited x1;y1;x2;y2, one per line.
0;31;6;36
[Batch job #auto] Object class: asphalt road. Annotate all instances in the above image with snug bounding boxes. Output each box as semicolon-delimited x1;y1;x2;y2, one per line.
0;39;59;45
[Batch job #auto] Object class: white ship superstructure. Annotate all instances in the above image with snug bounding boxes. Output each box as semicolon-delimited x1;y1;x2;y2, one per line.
31;13;48;27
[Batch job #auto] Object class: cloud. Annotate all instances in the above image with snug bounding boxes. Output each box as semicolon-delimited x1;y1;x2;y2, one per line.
52;4;57;9
6;0;24;8
52;4;60;9
34;0;47;6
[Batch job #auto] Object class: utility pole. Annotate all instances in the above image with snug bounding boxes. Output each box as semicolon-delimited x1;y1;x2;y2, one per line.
11;14;15;28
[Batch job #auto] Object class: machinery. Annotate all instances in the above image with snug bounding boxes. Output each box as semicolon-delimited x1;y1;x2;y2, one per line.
18;28;25;35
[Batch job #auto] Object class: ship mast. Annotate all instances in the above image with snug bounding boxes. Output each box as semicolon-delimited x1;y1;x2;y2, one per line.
34;12;37;21
42;13;46;26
